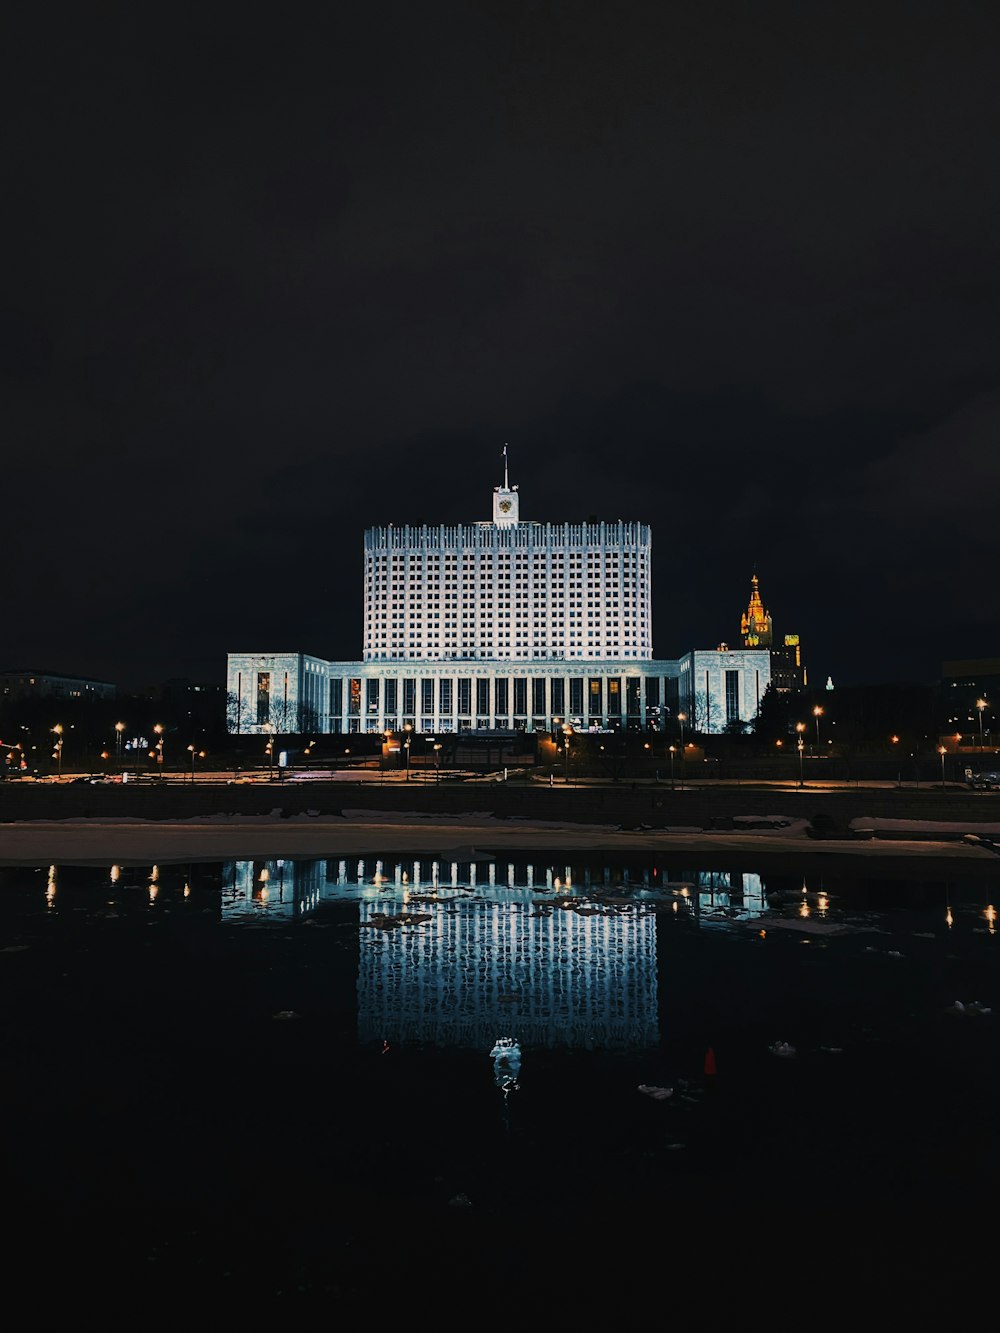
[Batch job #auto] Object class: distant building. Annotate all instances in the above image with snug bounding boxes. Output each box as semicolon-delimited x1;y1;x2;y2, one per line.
738;573;806;694
0;670;116;702
228;459;771;736
940;658;999;745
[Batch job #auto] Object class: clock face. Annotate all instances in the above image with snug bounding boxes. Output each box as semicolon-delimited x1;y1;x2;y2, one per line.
499;498;512;513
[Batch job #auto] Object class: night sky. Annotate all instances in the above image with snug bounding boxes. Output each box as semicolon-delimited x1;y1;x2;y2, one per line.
6;3;1000;692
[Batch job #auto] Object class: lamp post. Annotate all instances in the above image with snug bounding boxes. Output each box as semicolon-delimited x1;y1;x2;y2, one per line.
813;705;823;751
404;736;411;780
153;723;164;779
795;722;806;786
51;724;64;779
677;711;687;749
563;737;570;784
433;742;442;784
115;721;126;771
669;744;676;791
938;745;947;788
187;744;204;783
977;698;987;748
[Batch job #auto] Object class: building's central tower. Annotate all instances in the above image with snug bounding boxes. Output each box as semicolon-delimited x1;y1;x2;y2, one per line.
492;443;520;525
362;449;652;662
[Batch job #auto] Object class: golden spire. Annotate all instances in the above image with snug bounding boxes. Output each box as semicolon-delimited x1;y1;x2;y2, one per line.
741;572;772;647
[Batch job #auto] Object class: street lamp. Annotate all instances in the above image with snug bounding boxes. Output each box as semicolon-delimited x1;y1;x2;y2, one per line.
938;745;947;788
433;742;442;784
669;744;676;791
813;705;823;751
977;698;987;747
795;722;806;786
115;721;126;770
51;724;64;779
187;744;205;783
677;711;687;748
153;723;164;778
563;737;571;783
404;736;411;780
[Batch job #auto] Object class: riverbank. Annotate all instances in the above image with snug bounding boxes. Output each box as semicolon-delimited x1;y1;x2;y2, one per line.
3;808;1000;869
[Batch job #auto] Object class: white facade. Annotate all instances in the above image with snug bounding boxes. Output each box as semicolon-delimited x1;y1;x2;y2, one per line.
363;516;652;662
226;463;770;735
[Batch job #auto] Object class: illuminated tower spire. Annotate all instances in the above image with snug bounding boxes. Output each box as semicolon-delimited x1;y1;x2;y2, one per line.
740;572;773;647
492;443;519;525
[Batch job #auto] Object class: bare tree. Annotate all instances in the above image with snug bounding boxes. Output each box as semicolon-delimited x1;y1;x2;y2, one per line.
226;691;253;736
693;689;716;735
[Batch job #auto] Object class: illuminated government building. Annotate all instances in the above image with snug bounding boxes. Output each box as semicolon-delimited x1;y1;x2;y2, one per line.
227;456;802;736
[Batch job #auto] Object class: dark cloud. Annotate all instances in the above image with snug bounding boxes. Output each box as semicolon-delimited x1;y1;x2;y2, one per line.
4;2;1000;689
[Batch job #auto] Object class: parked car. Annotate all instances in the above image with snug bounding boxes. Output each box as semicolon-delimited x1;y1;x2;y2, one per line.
969;771;1000;790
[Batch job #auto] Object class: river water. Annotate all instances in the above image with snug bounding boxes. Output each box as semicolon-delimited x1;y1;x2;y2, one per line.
2;851;998;1319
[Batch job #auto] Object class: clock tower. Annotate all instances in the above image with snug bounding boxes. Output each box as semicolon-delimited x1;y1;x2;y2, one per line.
493;444;519;526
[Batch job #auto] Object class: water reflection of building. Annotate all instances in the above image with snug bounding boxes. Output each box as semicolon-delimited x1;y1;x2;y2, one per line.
683;870;766;924
221;856;660;1052
358;893;658;1052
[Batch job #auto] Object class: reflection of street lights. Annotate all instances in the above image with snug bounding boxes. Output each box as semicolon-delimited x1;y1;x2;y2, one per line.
938;745;947;788
433;742;442;784
813;705;823;750
977;698;987;747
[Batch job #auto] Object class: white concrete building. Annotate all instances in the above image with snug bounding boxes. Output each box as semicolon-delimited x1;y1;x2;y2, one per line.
227;456;770;736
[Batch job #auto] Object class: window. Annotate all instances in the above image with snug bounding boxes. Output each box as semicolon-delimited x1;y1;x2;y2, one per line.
531;678;546;714
569;678;584;717
256;672;270;726
421;678;435;713
626;678;641;715
551;679;565;715
514;678;527;715
458;678;471;714
725;670;740;722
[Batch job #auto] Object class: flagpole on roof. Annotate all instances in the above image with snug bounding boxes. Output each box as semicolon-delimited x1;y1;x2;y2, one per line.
503;443;508;489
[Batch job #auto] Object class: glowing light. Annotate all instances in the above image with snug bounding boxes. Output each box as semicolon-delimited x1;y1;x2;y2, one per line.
987;904;997;935
946;904;954;928
818;894;828;914
110;864;120;882
149;884;158;903
799;902;810;918
150;865;159;882
183;882;191;898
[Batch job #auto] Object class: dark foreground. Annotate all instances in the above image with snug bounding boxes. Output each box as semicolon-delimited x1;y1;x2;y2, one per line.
1;856;998;1323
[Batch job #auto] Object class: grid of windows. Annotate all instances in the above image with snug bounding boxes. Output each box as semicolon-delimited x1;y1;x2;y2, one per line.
363;520;651;663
